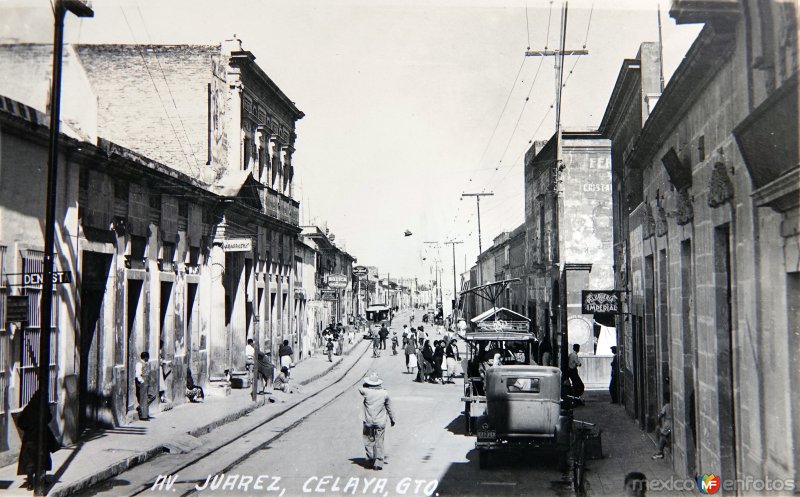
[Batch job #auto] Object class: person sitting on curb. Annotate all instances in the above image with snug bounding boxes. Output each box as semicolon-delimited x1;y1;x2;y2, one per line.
652;394;672;459
273;366;299;394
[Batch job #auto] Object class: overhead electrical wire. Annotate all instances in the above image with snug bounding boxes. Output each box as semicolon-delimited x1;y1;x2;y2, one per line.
119;6;202;179
135;5;204;171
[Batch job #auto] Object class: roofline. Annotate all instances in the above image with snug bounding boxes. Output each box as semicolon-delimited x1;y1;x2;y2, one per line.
598;58;642;135
230;50;305;120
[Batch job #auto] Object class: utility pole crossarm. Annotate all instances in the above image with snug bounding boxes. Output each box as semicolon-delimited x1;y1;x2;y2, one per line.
525;49;588;56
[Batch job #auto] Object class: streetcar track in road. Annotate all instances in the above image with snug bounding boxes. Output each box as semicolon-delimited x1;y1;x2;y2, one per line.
111;344;372;497
177;354;385;497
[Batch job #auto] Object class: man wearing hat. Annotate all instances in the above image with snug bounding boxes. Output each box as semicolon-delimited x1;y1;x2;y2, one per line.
358;372;396;470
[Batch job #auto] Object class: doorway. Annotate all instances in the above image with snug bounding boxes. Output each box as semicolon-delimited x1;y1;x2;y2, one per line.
126;279;143;414
79;251;112;431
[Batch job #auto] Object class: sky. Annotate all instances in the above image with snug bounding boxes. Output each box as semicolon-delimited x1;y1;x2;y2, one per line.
0;0;702;296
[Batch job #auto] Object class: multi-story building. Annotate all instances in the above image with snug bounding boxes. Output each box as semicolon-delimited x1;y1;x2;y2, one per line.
469;225;527;318
0;37;304;464
71;38;304;373
598;41;664;431
0;93;225;464
523;131;613;368
600;0;799;484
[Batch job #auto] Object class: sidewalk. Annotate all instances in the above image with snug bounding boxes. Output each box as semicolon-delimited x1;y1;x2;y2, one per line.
575;391;693;496
0;338;369;497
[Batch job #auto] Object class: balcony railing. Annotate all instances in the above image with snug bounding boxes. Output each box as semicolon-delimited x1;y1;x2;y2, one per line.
264;187;300;226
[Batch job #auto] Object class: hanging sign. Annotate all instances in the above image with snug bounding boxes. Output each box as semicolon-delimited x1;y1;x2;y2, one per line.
327;274;348;289
320;289;339;301
222;239;252;252
581;290;621;314
353;266;368;277
6;296;29;323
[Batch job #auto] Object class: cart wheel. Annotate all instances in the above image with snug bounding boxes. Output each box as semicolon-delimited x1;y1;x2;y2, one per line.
478;449;489;469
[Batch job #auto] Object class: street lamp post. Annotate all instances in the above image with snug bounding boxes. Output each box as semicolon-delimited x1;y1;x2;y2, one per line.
37;2;93;495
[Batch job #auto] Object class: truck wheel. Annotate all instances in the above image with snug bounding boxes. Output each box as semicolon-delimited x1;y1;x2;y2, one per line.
479;449;489;469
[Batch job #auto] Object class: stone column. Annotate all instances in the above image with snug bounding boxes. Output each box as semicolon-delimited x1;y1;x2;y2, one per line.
208;242;227;378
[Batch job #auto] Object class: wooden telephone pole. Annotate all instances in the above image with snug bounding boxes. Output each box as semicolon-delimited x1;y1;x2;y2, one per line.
525;1;586;374
444;240;463;314
461;192;493;285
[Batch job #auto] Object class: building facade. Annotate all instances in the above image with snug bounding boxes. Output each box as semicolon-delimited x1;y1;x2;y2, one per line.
601;0;799;484
0;38;305;465
523;131;613;367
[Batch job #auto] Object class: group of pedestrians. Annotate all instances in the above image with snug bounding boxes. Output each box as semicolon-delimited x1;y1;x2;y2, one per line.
399;325;461;384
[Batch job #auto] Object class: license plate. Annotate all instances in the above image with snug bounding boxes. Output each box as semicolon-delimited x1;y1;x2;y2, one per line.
477;430;496;439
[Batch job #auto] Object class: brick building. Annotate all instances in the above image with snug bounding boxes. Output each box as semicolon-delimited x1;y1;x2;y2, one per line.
600;0;799;484
523;131;613;368
72;39;304;373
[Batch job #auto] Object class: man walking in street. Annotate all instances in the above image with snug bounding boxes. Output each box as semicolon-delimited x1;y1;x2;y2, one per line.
379;323;389;350
358;372;396;470
568;343;585;403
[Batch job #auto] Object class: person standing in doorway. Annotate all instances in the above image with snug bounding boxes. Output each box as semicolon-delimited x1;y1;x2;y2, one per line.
135;351;151;420
609;345;619;403
246;339;256;387
358;372;396;470
568;343;585;403
279;340;293;370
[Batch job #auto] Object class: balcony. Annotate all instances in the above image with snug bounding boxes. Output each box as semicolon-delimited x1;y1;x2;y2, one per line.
264;187;300;226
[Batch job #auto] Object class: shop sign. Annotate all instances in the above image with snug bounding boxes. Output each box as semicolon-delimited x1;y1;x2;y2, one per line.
6;295;29;323
320;289;339;301
327;274;348;289
222;239;252;252
353;266;368;277
23;271;72;286
581;290;621;314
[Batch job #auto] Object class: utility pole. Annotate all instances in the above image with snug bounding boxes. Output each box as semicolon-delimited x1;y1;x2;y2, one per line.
38;2;93;495
423;241;439;307
444;240;463;316
525;1;587;168
526;0;582;375
461;192;493;285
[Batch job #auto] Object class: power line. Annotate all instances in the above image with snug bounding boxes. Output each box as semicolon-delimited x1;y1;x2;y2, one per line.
134;5;203;171
119;6;201;179
476;56;527;168
494;56;545;171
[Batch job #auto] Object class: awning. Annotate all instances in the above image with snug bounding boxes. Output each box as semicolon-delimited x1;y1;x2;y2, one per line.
470;307;530;324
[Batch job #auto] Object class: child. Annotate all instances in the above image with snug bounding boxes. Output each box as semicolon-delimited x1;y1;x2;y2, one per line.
326;337;334;362
391;333;399;355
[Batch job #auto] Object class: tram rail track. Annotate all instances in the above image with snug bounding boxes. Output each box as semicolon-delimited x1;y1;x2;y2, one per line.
79;343;373;497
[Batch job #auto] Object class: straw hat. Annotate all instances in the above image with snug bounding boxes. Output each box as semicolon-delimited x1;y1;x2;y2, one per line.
364;372;383;386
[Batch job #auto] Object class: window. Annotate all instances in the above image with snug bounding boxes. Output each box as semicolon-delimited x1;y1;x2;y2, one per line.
506;377;540;393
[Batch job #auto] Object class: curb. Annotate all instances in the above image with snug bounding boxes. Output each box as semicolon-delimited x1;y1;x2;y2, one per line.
189;396;266;437
298;341;367;386
48;446;163;497
41;346;369;497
